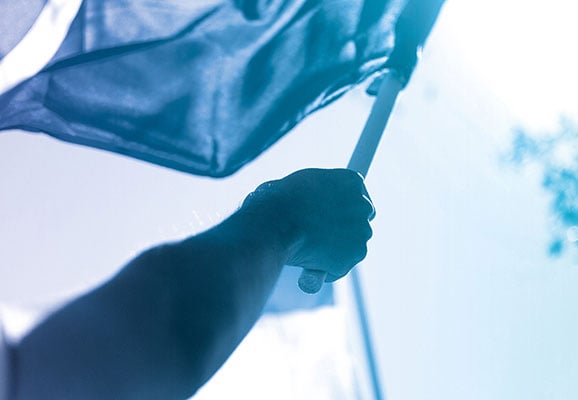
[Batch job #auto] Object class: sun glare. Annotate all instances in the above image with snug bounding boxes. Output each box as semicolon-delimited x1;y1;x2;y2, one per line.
445;0;578;131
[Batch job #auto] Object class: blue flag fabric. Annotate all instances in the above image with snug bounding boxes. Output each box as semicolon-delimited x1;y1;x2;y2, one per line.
0;0;440;177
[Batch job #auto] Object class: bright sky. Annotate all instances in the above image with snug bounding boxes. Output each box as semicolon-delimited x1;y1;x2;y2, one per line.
445;0;578;131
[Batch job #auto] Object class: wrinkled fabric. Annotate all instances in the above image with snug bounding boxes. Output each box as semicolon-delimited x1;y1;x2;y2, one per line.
0;0;442;177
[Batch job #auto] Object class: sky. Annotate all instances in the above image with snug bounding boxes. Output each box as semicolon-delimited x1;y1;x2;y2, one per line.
2;1;578;399
360;2;578;399
444;0;578;132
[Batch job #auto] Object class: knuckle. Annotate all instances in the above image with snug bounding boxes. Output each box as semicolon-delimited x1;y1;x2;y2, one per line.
356;243;368;263
364;223;373;240
338;239;368;267
337;168;365;187
361;195;375;218
349;219;373;240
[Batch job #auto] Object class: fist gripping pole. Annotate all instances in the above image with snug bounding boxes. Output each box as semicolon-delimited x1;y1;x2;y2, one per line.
298;72;404;294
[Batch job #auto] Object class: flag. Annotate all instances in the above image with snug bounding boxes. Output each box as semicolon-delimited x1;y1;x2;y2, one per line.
0;0;439;178
0;1;445;398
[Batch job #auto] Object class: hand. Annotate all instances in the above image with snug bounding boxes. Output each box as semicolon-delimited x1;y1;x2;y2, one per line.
243;168;375;282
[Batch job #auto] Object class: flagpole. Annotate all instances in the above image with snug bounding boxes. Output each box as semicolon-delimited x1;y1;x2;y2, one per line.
297;72;404;400
298;0;445;293
296;5;445;400
298;71;404;294
346;73;404;400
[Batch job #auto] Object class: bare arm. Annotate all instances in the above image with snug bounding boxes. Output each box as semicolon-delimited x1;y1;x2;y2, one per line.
13;169;374;400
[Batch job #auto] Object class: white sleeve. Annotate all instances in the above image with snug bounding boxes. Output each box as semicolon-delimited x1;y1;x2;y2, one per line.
0;321;9;400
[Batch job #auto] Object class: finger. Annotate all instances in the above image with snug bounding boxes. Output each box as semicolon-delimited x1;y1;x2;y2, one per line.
327;168;365;186
350;240;369;265
339;196;375;225
339;218;372;240
325;272;344;283
336;170;375;220
362;193;376;221
325;237;368;278
358;179;375;221
324;247;366;282
360;221;373;241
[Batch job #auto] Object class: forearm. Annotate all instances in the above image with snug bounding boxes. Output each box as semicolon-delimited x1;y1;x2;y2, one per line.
13;168;374;400
15;207;293;400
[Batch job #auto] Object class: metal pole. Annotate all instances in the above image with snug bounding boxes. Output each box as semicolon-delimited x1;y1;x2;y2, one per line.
297;71;404;399
298;72;404;293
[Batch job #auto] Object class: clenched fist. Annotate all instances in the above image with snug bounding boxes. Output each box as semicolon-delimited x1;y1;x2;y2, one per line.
242;168;375;282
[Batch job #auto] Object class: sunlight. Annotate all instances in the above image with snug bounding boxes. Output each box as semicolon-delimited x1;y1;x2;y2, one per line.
445;0;578;131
